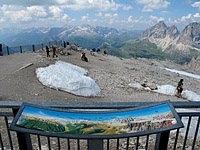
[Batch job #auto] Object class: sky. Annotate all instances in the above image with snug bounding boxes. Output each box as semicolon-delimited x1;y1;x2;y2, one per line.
1;0;200;31
22;104;171;121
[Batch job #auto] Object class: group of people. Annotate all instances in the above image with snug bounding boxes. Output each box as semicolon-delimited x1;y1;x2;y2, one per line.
46;46;58;58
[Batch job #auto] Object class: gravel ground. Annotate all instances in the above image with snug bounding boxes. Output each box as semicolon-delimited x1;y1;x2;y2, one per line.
0;48;199;103
0;49;200;149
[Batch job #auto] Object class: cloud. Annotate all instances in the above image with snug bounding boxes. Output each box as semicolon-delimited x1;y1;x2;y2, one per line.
194;13;200;18
0;5;72;28
128;16;133;22
135;0;170;12
192;2;200;8
81;14;89;21
0;0;122;11
95;12;102;17
180;13;192;22
49;6;63;18
122;5;133;10
104;13;112;18
0;5;48;23
62;0;121;11
150;15;164;22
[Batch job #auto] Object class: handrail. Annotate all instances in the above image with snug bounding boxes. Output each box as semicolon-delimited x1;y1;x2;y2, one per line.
0;101;200;109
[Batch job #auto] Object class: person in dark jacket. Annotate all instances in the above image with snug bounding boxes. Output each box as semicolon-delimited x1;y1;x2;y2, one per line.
177;79;183;97
46;46;50;57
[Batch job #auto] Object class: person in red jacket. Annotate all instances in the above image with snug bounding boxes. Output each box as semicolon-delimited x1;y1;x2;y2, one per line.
52;46;58;58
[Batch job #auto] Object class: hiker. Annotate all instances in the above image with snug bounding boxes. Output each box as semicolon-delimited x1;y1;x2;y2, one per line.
46;46;50;57
52;46;58;58
97;48;100;53
104;50;107;55
81;52;88;62
177;79;184;97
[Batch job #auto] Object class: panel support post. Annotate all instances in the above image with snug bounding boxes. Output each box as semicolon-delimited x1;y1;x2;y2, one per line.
88;139;103;150
12;108;33;150
155;130;170;150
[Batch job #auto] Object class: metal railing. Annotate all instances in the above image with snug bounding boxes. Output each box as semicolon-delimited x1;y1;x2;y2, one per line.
0;101;200;150
1;40;64;55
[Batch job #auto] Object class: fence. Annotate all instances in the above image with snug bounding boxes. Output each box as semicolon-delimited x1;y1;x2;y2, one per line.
0;40;65;56
0;101;200;150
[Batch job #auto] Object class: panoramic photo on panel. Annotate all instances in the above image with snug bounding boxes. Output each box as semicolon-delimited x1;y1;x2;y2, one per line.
14;103;178;135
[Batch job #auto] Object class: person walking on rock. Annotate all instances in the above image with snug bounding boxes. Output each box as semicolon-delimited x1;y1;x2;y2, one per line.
177;79;183;97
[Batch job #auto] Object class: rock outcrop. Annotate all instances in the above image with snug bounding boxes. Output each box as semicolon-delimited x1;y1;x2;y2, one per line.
141;21;180;51
188;55;200;72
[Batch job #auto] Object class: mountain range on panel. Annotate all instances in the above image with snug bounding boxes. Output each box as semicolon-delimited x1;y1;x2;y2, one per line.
1;21;200;64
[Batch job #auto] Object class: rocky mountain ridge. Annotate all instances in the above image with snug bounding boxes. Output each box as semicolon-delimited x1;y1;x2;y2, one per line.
0;25;140;49
141;21;200;52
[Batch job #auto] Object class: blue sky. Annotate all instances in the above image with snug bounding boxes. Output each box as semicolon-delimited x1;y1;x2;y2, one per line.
0;0;200;30
22;104;172;122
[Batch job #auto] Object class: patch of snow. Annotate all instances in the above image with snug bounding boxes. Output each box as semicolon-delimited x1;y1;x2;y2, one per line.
163;68;200;80
155;85;176;96
36;61;100;97
182;90;200;101
154;84;200;101
129;82;200;101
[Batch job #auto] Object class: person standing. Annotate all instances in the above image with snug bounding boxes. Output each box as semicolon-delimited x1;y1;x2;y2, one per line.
177;79;184;97
46;46;50;57
52;46;58;58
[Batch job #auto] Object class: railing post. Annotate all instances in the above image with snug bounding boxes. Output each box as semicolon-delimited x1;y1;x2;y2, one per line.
7;46;9;55
155;131;170;150
20;46;22;53
32;45;35;52
55;40;57;45
49;41;51;48
0;44;3;56
12;108;33;150
42;43;44;50
88;139;103;150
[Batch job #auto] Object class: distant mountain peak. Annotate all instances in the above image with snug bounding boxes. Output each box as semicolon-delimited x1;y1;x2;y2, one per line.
141;21;200;51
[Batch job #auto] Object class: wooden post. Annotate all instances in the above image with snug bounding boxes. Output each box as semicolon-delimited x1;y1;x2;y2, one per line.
42;43;44;50
134;50;137;59
20;46;22;53
49;42;51;48
32;45;35;52
7;46;9;55
55;40;57;45
12;108;33;150
0;44;2;56
155;131;170;150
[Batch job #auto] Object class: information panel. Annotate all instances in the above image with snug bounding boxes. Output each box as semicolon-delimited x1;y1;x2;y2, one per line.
9;101;183;139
